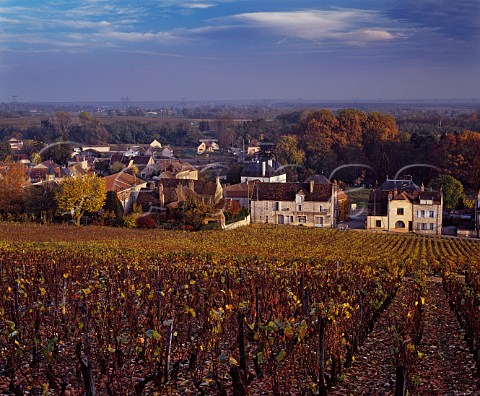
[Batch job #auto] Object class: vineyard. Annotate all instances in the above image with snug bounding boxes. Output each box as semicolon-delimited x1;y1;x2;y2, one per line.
0;223;479;395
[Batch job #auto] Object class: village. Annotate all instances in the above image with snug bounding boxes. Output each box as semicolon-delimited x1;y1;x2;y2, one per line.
2;135;480;237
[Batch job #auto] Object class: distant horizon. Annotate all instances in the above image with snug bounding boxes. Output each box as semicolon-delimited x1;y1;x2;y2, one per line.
2;97;480;106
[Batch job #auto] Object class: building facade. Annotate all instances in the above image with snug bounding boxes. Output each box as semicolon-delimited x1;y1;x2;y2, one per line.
250;180;339;227
367;179;442;235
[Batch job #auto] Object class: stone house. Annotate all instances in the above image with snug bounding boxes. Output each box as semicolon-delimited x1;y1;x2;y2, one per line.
156;160;198;180
104;172;147;213
250;179;340;227
137;177;223;212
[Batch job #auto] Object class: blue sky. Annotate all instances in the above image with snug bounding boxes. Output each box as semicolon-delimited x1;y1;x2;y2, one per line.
0;0;479;102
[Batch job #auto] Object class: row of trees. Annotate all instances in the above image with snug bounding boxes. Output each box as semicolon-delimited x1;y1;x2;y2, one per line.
4;111;202;146
272;109;480;192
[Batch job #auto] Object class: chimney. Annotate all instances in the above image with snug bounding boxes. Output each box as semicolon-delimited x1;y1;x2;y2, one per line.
388;191;393;201
158;183;164;207
268;159;273;167
310;180;314;193
421;182;425;192
262;161;266;177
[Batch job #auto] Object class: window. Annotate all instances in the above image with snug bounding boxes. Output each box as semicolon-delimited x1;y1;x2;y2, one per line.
298;205;302;212
264;202;268;210
395;220;405;228
429;211;435;218
397;208;404;215
316;217;324;227
421;210;425;218
273;202;280;211
298;216;306;223
376;220;382;228
265;216;269;223
295;194;305;204
319;205;323;212
429;223;434;230
290;216;294;223
278;214;284;224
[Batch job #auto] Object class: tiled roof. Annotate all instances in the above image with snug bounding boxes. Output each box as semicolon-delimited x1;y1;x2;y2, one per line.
254;182;333;202
224;182;257;199
104;172;146;192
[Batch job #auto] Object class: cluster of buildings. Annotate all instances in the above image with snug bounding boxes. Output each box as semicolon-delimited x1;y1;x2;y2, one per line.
6;136;480;237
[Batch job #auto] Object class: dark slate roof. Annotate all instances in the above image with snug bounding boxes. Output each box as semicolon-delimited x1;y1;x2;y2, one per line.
367;190;389;216
254;182;332;202
304;174;331;184
110;153;128;165
380;178;420;192
132;156;152;165
411;191;442;205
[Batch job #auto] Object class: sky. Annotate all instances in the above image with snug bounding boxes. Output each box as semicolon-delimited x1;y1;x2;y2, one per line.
0;0;479;102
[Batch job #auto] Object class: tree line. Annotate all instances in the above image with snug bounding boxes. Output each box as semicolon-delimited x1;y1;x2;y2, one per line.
272;109;480;192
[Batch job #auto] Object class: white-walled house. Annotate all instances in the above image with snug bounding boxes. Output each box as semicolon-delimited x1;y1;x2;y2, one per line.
240;160;287;183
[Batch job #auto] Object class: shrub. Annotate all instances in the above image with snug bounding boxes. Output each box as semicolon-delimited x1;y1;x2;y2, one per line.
137;215;157;229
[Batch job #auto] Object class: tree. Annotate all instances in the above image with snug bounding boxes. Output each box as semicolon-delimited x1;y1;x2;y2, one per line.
55;175;106;226
431;174;464;209
53;111;72;140
0;140;12;161
104;190;124;224
274;135;305;165
41;142;71;165
180;196;209;228
110;161;125;174
70;111;110;144
0;161;29;218
24;183;58;223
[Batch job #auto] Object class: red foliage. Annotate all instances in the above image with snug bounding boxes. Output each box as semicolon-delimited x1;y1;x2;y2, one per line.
136;215;157;229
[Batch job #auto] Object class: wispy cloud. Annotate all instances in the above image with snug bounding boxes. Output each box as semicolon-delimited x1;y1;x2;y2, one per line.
228;10;402;44
183;3;216;9
157;0;229;9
